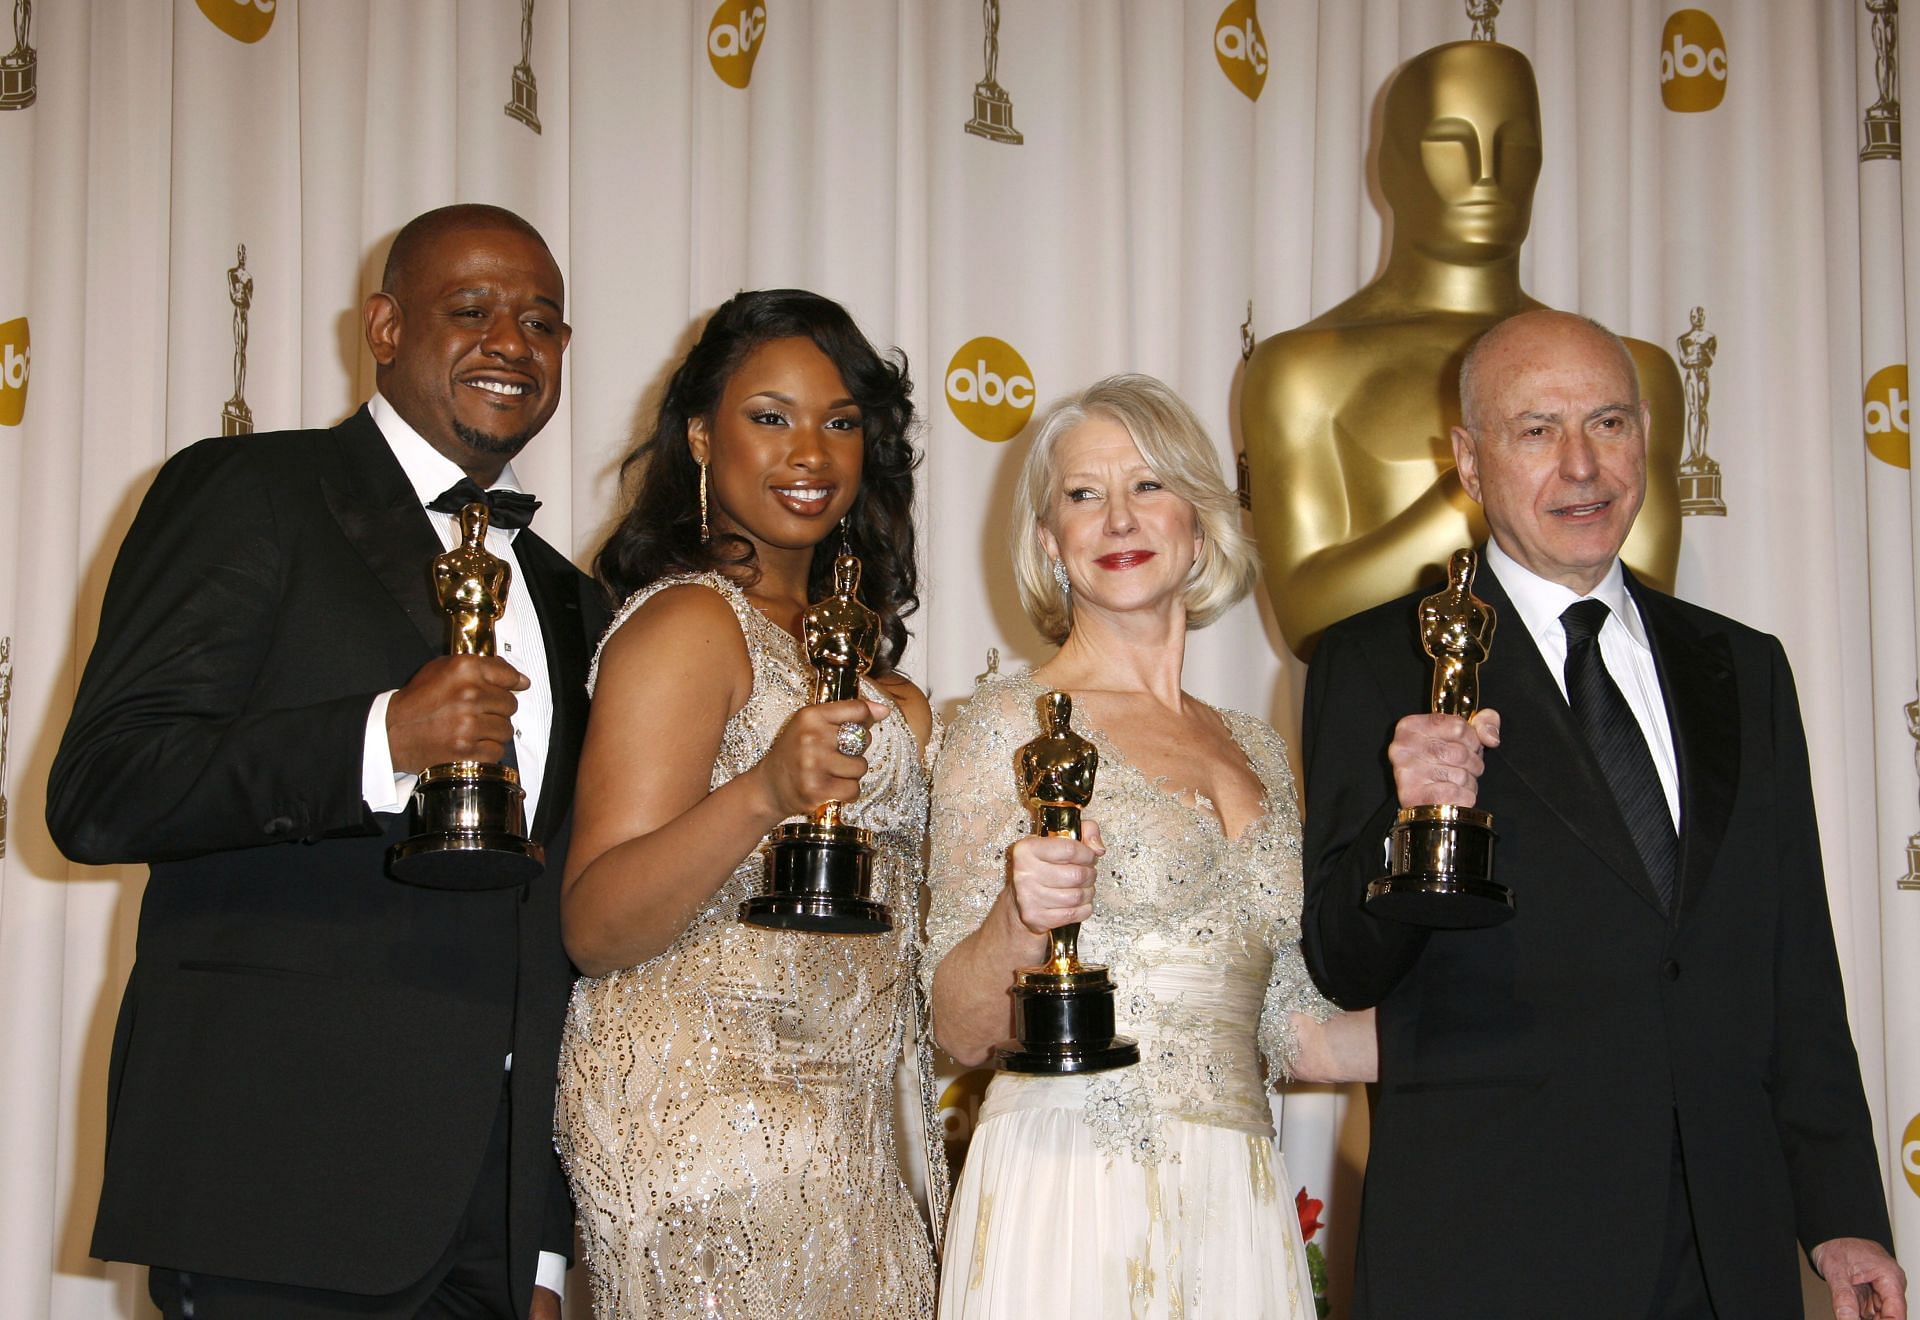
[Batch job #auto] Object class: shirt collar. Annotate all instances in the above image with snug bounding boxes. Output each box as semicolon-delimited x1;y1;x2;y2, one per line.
1483;536;1650;653
368;393;525;512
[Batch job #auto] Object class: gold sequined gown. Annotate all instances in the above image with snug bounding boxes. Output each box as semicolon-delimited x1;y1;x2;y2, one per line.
928;671;1333;1320
556;574;942;1318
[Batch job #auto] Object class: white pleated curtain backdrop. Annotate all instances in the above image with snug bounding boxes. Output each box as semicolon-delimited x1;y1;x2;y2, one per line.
0;2;1914;1316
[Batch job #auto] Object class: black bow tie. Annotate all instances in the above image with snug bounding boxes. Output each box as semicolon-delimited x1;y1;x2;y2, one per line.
426;477;541;530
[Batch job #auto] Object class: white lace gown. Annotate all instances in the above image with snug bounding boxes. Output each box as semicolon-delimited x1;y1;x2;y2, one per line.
927;670;1332;1320
554;574;943;1319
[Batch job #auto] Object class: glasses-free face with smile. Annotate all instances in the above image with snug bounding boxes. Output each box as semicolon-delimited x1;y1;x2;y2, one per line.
365;225;571;480
1040;417;1201;622
690;336;864;559
1452;326;1649;595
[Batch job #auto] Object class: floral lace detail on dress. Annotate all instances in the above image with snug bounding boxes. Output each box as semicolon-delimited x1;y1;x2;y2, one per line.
927;669;1336;1167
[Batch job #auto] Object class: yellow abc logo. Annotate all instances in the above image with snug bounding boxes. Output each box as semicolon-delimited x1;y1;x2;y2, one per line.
937;1068;994;1147
1214;0;1268;102
1903;1111;1920;1198
708;0;767;89
1660;9;1727;112
1864;364;1910;468
197;0;276;45
0;317;28;428
946;337;1037;442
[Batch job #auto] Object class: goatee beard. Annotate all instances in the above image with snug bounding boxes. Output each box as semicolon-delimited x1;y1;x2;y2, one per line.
452;418;537;458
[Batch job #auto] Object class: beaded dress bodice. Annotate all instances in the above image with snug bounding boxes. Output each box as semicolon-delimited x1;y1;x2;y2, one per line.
926;670;1333;1164
556;573;939;1318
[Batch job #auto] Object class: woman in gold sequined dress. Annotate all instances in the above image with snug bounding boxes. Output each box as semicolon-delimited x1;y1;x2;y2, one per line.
928;376;1377;1319
555;291;941;1317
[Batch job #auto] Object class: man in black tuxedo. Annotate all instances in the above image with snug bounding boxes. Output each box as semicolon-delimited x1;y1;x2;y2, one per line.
1302;310;1904;1319
48;204;607;1319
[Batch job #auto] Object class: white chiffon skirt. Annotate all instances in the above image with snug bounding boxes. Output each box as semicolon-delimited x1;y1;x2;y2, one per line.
937;1074;1316;1320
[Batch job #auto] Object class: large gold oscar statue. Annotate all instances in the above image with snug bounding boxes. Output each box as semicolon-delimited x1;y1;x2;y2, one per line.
1241;41;1682;657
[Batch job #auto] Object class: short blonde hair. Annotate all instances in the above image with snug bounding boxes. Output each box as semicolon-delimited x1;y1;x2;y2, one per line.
1011;374;1258;644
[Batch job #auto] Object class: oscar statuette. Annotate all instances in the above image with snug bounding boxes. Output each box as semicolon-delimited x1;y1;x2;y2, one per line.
740;554;893;934
1365;547;1513;927
994;691;1139;1074
387;503;543;889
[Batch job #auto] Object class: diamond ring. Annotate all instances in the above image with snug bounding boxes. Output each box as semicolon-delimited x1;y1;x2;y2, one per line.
836;721;872;757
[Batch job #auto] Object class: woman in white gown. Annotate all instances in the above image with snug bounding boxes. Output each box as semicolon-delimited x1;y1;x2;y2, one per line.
927;375;1376;1319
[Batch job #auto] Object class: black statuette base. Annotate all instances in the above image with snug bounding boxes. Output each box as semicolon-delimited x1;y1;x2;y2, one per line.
1365;803;1511;929
994;971;1139;1074
742;824;891;934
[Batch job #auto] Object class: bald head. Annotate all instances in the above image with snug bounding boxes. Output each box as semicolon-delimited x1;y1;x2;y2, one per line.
1458;311;1638;433
1449;309;1650;594
380;204;553;298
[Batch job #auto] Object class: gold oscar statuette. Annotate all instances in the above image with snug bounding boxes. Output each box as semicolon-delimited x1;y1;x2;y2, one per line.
993;691;1139;1074
1240;40;1683;659
386;502;543;889
0;0;36;112
740;554;893;934
505;0;541;134
1365;548;1513;927
964;0;1022;145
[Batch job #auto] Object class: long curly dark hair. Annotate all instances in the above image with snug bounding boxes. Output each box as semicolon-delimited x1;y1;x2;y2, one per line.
595;290;921;676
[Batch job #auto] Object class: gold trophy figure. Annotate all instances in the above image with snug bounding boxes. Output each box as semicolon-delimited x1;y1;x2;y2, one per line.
505;0;541;134
741;554;894;933
1366;548;1512;927
222;245;254;437
964;0;1022;145
1863;0;1901;160
0;0;35;111
387;502;543;888
1676;307;1725;515
1240;41;1683;659
994;691;1139;1074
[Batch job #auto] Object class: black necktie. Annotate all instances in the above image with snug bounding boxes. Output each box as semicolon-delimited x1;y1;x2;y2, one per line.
1561;599;1677;910
426;477;540;531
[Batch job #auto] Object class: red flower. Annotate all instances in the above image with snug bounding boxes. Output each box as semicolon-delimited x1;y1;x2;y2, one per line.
1296;1187;1325;1242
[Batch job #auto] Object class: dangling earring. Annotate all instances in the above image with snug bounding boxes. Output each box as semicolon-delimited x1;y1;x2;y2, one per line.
1051;558;1071;598
698;459;710;543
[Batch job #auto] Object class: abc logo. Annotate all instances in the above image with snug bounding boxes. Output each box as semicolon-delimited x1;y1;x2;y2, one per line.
938;1069;994;1155
946;336;1037;442
197;0;276;45
1214;0;1268;102
708;0;767;89
1660;10;1727;113
1864;364;1909;469
0;317;28;428
1903;1111;1920;1198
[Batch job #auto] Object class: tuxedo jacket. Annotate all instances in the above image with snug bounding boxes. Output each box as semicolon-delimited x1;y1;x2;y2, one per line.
47;407;608;1306
1301;562;1891;1319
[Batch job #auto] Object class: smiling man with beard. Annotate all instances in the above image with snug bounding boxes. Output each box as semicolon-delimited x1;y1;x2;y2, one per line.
49;204;607;1320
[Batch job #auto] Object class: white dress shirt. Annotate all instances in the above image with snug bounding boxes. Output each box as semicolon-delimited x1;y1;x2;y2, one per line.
355;396;567;1296
1484;538;1681;829
358;393;552;823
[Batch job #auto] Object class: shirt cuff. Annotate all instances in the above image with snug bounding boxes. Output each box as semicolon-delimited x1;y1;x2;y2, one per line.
361;691;417;814
535;1250;567;1295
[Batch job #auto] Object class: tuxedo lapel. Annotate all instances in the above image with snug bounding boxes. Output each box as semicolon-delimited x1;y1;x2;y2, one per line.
320;408;445;657
513;533;591;841
1476;566;1667;916
1627;574;1738;923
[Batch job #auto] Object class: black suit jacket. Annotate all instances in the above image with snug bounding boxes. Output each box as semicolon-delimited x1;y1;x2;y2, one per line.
47;408;607;1307
1302;560;1891;1319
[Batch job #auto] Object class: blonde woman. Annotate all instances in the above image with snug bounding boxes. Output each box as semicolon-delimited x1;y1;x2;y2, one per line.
928;375;1375;1318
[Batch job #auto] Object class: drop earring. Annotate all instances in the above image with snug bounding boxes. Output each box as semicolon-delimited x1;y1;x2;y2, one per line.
1051;558;1071;598
699;459;710;543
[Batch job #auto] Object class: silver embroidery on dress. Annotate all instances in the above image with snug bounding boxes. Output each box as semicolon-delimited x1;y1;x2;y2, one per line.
558;573;943;1317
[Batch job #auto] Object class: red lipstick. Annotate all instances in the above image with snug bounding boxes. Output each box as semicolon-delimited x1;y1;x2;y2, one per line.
1093;551;1157;570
